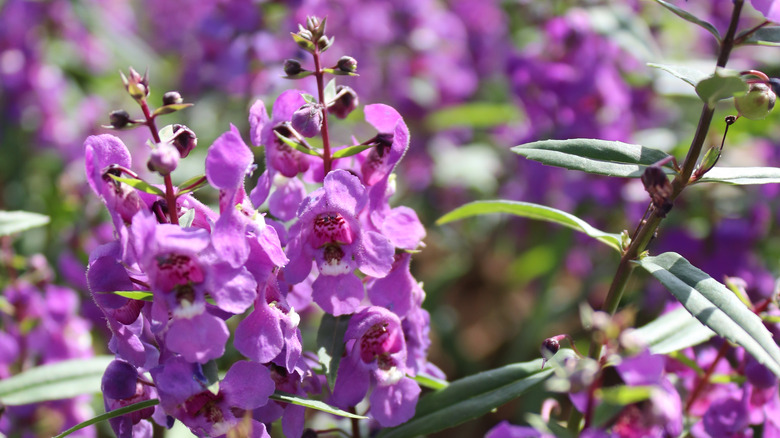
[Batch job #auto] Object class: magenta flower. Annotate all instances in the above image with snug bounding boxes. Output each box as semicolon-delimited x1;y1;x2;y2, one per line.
331;306;421;427
102;360;156;438
250;91;312;178
284;170;394;315
751;0;780;21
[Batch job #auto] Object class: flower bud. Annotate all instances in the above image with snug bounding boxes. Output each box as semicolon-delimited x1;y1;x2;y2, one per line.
328;85;359;119
162;91;183;106
171;124;197;158
120;67;149;101
735;82;776;120
292;103;323;138
337;56;357;73
541;338;561;360
109;110;132;129
284;59;304;76
147;142;180;175
318;36;333;51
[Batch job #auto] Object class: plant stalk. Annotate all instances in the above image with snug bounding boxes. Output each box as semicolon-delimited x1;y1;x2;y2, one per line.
313;48;333;174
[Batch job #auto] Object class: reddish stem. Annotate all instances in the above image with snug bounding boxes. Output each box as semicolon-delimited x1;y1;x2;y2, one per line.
312;48;333;174
139;99;179;225
684;341;730;413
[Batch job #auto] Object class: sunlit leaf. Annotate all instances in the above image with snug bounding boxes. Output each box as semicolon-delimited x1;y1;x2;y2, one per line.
0;211;50;237
636;252;780;378
695;68;748;108
332;143;374;159
273;131;321;157
104;291;154;301
437;200;622;252
413;373;449;391
512;139;673;178
695;166;780;185
740;26;780;47
152;103;193;117
632;306;715;354
652;0;721;41
54;399;159;438
107;174;165;196
648;63;709;87
270;392;367;419
0;356;115;405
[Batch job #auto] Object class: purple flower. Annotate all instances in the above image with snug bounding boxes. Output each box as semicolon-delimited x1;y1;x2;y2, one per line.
331;306;421;427
250;91;312;178
751;0;780;21
284;170;394;315
485;420;551;438
102;360;156;438
153;358;273;437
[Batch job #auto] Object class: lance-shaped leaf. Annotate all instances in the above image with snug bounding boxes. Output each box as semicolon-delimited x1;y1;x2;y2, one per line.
695;166;780;185
54;399;160;438
636;252;780;378
652;0;721;41
270;392;367;419
152;103;193;117
512;139;673;178
632;306;715;354
0;211;50;237
437;200;622;252
104;291;154;301
695;68;748;108
0;356;115;405
316;314;351;389
107;174;165;196
376;352;575;438
332;143;374;159
648;63;709;87
274;130;321;157
740;26;780;47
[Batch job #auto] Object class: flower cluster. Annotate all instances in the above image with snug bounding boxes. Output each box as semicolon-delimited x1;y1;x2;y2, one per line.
84;16;436;437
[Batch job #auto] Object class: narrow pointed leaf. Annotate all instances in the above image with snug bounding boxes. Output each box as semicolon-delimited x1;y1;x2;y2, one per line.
54;399;160;438
107;174;165;196
376;352;575;438
0;211;50;236
648;63;709;87
437;200;622;252
740;26;780;46
323;78;337;103
273;130;321;157
636;252;780;378
413;373;449;390
316;314;351;389
152;103;193;117
332;143;374;159
652;0;721;41
104;291;154;301
512;139;673;178
632;306;715;354
270;392;367;419
0;356;115;405
695;166;780;185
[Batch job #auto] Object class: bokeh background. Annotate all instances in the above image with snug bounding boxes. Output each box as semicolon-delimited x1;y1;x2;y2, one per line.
3;0;780;436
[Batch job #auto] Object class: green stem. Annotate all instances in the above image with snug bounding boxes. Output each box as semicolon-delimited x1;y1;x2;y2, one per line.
568;0;744;431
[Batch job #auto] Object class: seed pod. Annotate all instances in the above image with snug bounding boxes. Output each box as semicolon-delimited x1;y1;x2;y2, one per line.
735;82;776;120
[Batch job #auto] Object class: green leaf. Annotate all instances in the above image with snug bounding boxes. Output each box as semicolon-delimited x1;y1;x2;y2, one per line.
525;413;574;438
324;78;337;103
291;32;315;52
332;143;374;159
316;314;351;389
54;399;159;438
695;68;748;108
376;354;572;438
413;373;449;391
695;166;780;185
512;139;673;178
321;68;359;77
740;26;780;47
437;200;622;252
0;211;50;237
632;306;715;354
273;130;321;157
592;385;653;428
152;103;193;117
270;391;367;419
648;63;709;87
426;103;523;130
176;175;208;197
652;0;721;41
0;356;115;405
636;252;780;378
104;291;154;301
301;93;317;105
107;174;165;196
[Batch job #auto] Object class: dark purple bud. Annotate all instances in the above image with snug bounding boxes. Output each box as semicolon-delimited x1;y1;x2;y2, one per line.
292;103;323;138
337;56;357;73
151;200;170;224
109;110;131;129
641;166;673;217
147;142;180;175
541;338;561;360
171;124;197;158
163;91;183;106
328;85;359;119
284;59;304;76
102;360;138;400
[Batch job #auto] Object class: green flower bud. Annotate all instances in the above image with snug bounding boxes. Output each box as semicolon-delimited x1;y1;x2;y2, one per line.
735;82;776;120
